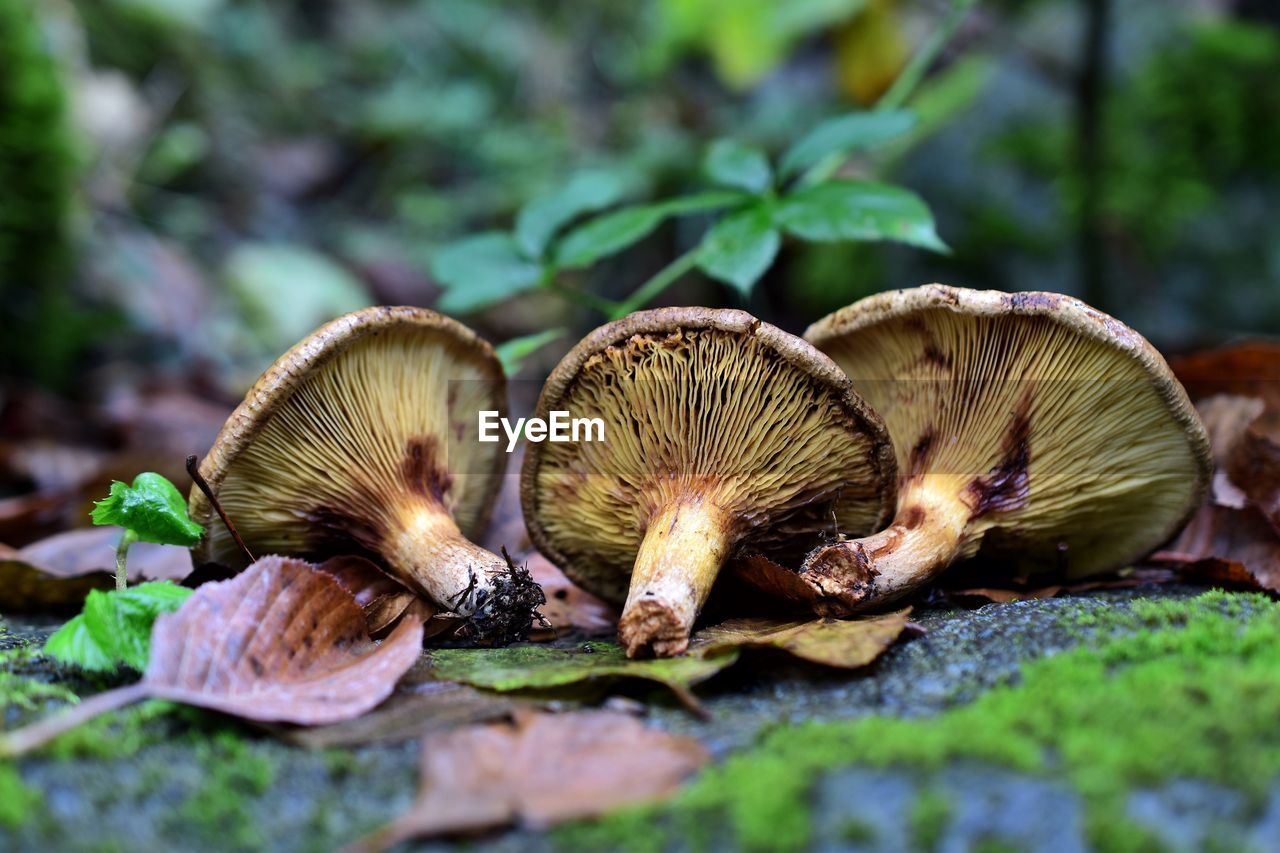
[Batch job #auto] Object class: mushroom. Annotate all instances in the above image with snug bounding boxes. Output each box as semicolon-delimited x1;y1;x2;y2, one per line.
520;308;897;657
795;285;1212;614
189;306;542;643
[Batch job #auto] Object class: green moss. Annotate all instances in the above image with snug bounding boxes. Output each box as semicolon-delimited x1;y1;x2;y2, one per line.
0;762;41;828
908;788;952;852
0;648;79;714
563;591;1280;852
42;700;179;760
170;731;276;851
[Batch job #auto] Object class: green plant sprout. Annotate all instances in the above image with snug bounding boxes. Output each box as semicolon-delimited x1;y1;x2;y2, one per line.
431;0;978;322
90;472;204;590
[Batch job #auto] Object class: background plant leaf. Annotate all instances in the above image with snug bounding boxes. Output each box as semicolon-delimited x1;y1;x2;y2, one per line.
703;138;773;194
776;180;948;251
515;170;635;258
494;329;566;376
778;109;916;179
45;582;192;672
90;473;204;547
425;641;737;715
431;233;545;314
553;191;746;270
695;204;781;295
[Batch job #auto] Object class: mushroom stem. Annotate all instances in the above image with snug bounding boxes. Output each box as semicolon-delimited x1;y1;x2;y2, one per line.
383;505;509;617
800;479;971;616
619;499;734;658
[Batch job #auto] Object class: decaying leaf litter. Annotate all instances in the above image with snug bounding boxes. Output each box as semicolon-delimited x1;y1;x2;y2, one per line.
4;314;1280;846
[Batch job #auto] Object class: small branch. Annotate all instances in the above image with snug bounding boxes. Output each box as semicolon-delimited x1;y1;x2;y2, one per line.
609;248;701;320
114;530;137;591
0;682;150;758
186;455;255;565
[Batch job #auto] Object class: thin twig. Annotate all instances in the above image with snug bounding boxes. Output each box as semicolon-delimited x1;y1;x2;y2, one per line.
186;455;255;564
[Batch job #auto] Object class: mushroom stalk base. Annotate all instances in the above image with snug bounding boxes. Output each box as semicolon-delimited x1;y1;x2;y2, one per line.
384;505;543;644
619;500;733;658
799;487;970;617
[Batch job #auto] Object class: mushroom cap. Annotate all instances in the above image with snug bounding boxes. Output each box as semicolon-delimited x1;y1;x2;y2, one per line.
805;284;1212;578
521;307;897;605
190;306;506;569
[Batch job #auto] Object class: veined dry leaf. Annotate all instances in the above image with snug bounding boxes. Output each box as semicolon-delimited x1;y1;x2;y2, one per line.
317;555;422;637
0;556;425;756
425;642;737;718
348;710;707;849
272;681;527;748
1226;405;1280;535
689;609;911;669
1155;504;1280;592
0;527;192;611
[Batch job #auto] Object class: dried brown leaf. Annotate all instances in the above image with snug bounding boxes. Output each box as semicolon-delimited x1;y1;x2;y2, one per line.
1;556;425;755
690;609;911;669
1170;341;1280;408
145;556;424;724
527;552;615;639
350;710;707;848
0;527;191;610
317;555;423;637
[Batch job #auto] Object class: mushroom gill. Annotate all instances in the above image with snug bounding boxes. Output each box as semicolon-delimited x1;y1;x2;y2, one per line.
191;307;541;643
802;285;1212;614
522;308;895;657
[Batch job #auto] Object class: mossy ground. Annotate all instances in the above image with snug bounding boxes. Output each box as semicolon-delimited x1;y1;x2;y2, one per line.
4;588;1280;851
560;590;1280;852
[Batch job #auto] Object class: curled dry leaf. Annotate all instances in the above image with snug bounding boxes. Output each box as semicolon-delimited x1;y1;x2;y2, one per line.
0;527;192;611
1170;341;1280;410
425;642;738;718
317;555;423;637
0;556;425;756
1152;394;1280;593
348;710;708;849
689;609;911;669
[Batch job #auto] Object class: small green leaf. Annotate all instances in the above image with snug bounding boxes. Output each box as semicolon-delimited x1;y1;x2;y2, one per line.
91;473;204;547
426;641;739;712
45;582;193;672
515;170;635;259
696;205;781;296
778;110;916;179
495;329;566;376
776;180;948;252
431;234;545;314
43;615;113;673
553;191;748;270
704;139;773;194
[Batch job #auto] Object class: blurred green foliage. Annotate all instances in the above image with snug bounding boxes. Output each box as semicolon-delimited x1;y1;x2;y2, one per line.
0;0;81;387
1002;20;1280;253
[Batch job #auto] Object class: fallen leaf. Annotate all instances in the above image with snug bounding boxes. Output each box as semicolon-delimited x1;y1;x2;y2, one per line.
945;586;1063;604
349;710;707;848
1170;341;1280;409
424;642;738;718
1155;504;1280;592
317;555;422;637
728;552;828;609
275;681;527;748
0;556;425;755
689;609;911;669
0;527;191;611
1226;405;1280;535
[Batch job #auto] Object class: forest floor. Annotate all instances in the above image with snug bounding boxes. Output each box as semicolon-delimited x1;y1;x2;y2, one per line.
3;584;1278;852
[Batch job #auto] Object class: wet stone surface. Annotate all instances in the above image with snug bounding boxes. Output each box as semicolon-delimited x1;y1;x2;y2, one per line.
1;584;1272;852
